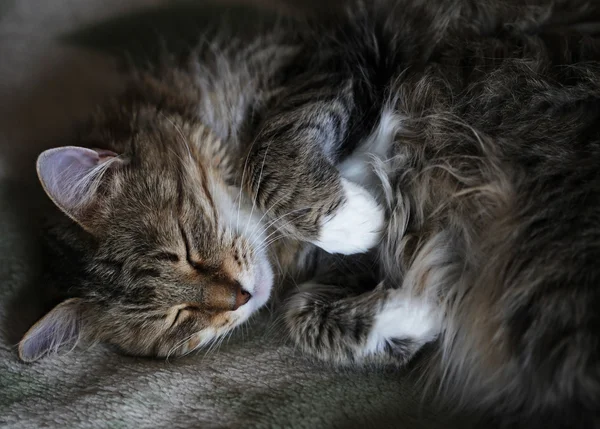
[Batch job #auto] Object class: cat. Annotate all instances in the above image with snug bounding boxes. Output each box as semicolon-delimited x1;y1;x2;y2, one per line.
18;7;386;361
18;0;600;427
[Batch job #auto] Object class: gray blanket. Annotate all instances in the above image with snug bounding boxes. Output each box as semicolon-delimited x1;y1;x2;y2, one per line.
0;1;482;427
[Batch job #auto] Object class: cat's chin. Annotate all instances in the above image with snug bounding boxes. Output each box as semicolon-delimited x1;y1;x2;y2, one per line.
249;255;274;311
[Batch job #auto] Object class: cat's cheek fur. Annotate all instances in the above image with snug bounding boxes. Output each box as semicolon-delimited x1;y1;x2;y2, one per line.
311;178;384;255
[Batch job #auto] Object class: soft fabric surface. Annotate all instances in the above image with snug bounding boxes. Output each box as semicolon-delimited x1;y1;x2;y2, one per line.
0;1;481;427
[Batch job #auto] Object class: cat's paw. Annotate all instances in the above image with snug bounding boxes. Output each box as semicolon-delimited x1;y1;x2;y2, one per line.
312;178;384;255
367;289;441;355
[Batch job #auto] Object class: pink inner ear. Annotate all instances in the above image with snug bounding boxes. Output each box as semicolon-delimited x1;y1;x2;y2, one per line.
18;298;82;362
36;146;120;216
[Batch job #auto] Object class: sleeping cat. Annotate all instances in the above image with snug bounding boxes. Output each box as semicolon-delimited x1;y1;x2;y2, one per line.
18;0;600;427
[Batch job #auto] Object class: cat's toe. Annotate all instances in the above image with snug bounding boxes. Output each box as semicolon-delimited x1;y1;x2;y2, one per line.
312;178;384;255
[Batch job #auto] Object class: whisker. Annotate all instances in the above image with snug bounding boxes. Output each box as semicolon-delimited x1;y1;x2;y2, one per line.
244;192;292;249
254;235;287;254
160;111;194;163
243;140;273;238
166;332;196;361
236;131;263;234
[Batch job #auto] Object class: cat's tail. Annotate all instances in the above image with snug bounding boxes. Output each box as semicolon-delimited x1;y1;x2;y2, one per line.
434;164;600;428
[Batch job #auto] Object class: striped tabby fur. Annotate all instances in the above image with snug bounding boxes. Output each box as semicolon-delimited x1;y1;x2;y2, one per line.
20;1;600;427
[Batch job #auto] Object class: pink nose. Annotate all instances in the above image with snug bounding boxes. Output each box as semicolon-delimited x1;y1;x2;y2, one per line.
233;287;251;310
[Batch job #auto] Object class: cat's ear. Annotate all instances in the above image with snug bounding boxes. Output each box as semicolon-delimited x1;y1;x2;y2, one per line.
36;146;123;229
18;298;84;362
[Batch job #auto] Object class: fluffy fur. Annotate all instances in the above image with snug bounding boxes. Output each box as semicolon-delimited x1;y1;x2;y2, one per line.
20;0;600;427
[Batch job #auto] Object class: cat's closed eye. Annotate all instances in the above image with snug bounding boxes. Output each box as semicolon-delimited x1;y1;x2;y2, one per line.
179;225;217;273
167;305;198;329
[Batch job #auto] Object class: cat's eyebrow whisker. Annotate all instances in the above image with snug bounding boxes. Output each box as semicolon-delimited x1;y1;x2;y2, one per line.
160;112;194;164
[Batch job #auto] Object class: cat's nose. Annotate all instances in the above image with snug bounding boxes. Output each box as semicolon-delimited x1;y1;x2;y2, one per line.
233;285;251;310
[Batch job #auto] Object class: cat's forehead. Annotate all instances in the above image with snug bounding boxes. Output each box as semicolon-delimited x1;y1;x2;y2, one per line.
76;115;237;272
110;137;211;208
128;132;197;174
103;194;215;244
100;162;222;251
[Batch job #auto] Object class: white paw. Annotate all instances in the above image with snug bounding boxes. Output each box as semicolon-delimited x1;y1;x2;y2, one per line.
311;178;384;255
364;290;441;355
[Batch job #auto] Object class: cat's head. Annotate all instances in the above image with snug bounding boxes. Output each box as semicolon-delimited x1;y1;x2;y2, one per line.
19;115;274;362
